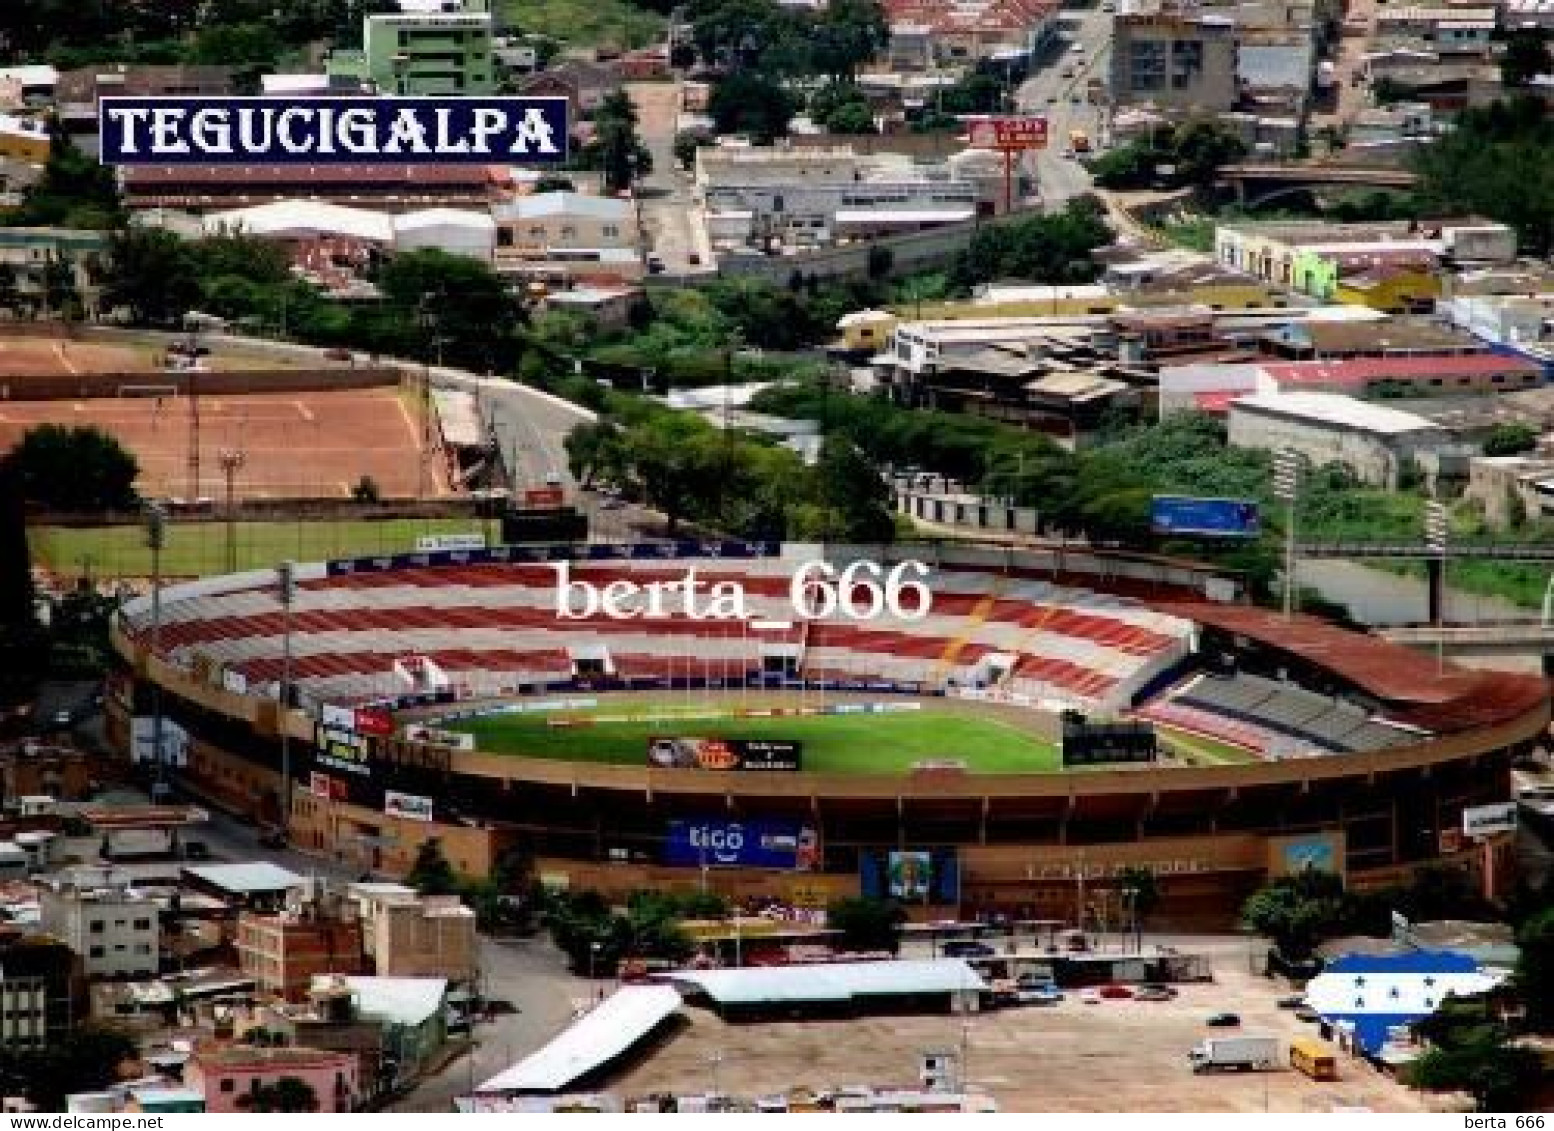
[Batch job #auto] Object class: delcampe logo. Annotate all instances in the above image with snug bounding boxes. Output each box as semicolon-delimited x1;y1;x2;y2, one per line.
97;96;569;165
553;561;933;622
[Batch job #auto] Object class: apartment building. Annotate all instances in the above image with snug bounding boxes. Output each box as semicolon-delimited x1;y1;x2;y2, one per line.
0;928;78;1050
39;874;160;979
329;0;494;96
1227;391;1456;488
883;0;1060;68
0;227;108;318
1109;3;1239;112
348;883;477;982
236;908;365;1002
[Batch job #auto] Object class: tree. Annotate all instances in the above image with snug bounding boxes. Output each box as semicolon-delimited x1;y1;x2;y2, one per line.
823;97;876;135
1482;422;1539;457
1114;866;1161;933
4;118;122;229
1514;907;1554;1032
102;228;201;326
377;249;523;373
1501;29;1553;88
9;424;139;512
237;1076;322;1112
565;421;626;488
1169;120;1248;187
187;21;285;66
827;896;906;954
708;71;796;142
405;837;459;896
0;1023;138;1111
590;91;650;193
1241;869;1384;961
673;131;706;170
351;475;381;503
1407;1004;1544;1113
812;0;889;81
812;437;896;543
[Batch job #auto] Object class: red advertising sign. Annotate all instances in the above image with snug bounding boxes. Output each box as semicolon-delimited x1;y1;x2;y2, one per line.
354;706;395;737
524;486;565;507
968;116;1049;151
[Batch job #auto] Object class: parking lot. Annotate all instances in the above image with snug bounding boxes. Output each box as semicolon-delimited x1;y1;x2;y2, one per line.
610;944;1434;1112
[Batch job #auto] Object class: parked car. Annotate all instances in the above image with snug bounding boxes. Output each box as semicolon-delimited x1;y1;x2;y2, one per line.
1099;984;1134;999
1080;988;1102;1004
1206;1012;1242;1028
943;940;995;958
1277;995;1307;1009
1135;986;1174;1001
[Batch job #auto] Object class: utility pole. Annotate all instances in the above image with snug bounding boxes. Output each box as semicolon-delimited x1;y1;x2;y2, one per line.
218;448;245;574
146;502;167;796
1425;499;1448;675
186;357;201;502
277;560;296;834
1272;449;1300;619
417;293;441;501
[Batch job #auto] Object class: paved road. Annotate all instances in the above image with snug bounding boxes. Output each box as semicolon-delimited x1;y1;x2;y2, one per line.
628;80;715;275
387;934;606;1112
1016;9;1116;208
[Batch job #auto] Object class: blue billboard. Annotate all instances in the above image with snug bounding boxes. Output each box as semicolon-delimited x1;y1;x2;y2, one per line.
99;96;568;165
1150;495;1261;538
664;819;818;871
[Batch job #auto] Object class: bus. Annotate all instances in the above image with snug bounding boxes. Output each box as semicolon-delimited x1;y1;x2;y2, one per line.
1290;1037;1339;1081
1068;129;1091;154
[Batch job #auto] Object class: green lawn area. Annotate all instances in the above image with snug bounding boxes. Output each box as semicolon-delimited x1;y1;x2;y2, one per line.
498;0;664;50
450;706;1064;774
31;518;494;578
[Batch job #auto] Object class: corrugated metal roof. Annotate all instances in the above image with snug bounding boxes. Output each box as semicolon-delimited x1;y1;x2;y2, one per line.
314;975;447;1027
182;861;306;893
664;959;987;1005
1261;353;1541;388
1231;390;1443;434
476;985;681;1093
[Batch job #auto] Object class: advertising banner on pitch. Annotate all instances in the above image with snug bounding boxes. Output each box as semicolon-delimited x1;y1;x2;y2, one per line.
99;96;568;165
664;819;819;870
647;736;802;771
1463;801;1517;838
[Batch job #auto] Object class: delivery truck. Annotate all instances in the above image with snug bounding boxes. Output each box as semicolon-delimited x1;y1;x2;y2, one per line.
1188;1035;1280;1073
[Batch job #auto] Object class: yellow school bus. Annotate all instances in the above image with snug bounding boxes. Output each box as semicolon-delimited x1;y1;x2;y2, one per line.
1290;1037;1339;1081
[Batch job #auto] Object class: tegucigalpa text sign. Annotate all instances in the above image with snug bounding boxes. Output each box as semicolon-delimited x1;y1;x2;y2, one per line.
98;96;568;165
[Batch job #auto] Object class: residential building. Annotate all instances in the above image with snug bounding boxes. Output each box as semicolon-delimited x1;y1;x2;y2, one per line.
1333;265;1442;313
517;60;622;121
1227;390;1457;487
1465;454;1554;526
882;0;1059;68
491;191;640;282
1374;6;1496;54
0;65;59;107
187;1046;360;1113
237;908;366;1002
541;284;643;329
39;874;160;979
53;65;236;125
1258;353;1543;397
1108;3;1240;112
328;0;495;96
0;928;80;1050
311;976;450;1085
350;884;476;982
0;227;109;319
0;115;49;164
1257;318;1479;361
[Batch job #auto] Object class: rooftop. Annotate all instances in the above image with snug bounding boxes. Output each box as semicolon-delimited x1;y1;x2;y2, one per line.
477;985;682;1093
1260;352;1542;388
193;1045;353;1070
1231;390;1444;434
312;975;448;1027
493;191;631;222
182;862;307;895
665;958;988;1006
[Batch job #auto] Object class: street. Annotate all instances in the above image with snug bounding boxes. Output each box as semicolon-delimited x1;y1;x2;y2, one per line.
628;80;715;275
1017;8;1116;208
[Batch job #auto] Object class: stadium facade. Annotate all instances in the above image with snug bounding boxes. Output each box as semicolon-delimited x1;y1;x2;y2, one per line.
108;542;1547;928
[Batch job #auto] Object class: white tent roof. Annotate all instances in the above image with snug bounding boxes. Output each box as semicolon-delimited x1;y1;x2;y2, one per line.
664;959;987;1005
313;975;447;1027
476;985;681;1094
203;200;395;244
397;207;496;233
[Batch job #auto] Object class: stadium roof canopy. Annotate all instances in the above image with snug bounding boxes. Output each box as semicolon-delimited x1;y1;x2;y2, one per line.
663;959;987;1006
202;199;396;244
475;985;681;1094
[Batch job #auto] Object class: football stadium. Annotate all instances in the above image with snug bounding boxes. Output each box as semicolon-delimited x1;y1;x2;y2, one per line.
108;541;1548;928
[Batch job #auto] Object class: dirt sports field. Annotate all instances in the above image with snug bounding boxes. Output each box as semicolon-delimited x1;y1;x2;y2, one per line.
0;387;448;499
0;333;288;378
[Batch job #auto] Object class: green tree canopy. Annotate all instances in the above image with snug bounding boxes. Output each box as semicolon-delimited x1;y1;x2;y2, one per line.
237;1076;322;1112
406;837;459;896
826;896;906;954
1241;869;1384;960
708;71;797;142
1514;907;1554;1032
102;228;202;325
10;424;139;512
1482;422;1539;457
2;118;122;229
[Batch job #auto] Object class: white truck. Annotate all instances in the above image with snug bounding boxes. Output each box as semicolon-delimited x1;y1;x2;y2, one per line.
1188;1035;1280;1073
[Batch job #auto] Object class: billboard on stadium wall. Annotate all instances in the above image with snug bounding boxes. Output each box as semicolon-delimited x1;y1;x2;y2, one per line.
98;96;568;165
646;736;802;771
664;818;819;870
385;790;435;822
859;847;960;904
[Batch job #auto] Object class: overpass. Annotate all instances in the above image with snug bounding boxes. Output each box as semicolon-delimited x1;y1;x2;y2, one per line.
1378;621;1554;675
1296;542;1554;625
1217;163;1420;208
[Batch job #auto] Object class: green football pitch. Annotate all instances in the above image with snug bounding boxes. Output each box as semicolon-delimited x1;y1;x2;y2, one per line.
447;702;1064;774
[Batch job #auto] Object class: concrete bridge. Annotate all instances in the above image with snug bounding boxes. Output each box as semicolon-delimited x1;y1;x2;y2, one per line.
1217;163;1420;208
1378;622;1554;675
